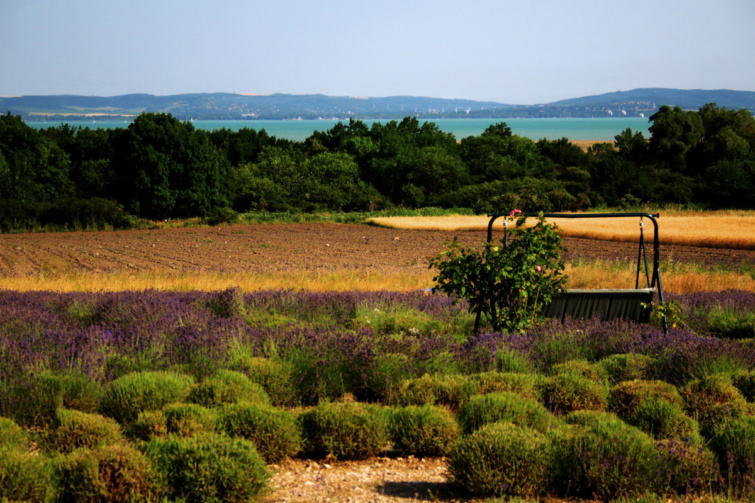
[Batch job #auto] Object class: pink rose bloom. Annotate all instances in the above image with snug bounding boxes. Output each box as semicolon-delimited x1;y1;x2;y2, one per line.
535;265;542;272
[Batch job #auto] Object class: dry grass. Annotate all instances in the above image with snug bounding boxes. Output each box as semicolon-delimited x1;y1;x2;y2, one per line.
2;260;752;294
570;140;613;151
367;211;755;250
0;270;435;293
564;260;755;293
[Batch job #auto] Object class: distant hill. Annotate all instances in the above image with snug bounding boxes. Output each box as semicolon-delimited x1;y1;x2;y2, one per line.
0;93;513;121
548;88;755;112
2;88;753;121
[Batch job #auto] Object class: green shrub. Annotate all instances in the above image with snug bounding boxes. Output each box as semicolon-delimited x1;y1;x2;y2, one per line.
389;405;460;457
125;411;168;442
104;355;156;381
626;398;702;443
162;403;217;437
43;370;102;414
0;416;28;449
450;422;549;497
204;206;241;226
494;347;533;373
732;369;755;402
709;416;755;486
530;331;589;369
694;356;752;379
551;411;661;500
143;433;270;503
599;353;655;385
354;304;444;337
608;379;684;418
286;346;358;406
205;286;246;319
707;306;755;339
467;371;542;399
538;372;608;414
299;402;389;460
217;403;302;463
394;373;472;409
359;352;412;404
550;359;609;383
98;371;195;424
43;409;123;454
6;370;102;428
458;392;560;434
234;356;298;406
187;369;270;408
0;446;52;502
654;438;719;496
54;443;162;502
5;372;64;427
681;374;749;437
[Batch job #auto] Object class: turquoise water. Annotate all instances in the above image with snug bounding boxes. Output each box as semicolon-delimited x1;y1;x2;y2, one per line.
25;117;651;141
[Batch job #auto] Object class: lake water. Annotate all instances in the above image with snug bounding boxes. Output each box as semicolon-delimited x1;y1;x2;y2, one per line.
25;117;651;142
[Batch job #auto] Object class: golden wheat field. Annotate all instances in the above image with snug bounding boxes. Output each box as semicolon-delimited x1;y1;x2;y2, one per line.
367;210;755;250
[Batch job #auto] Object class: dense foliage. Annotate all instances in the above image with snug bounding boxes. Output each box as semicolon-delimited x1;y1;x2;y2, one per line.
1;288;755;499
430;211;567;333
1;103;754;230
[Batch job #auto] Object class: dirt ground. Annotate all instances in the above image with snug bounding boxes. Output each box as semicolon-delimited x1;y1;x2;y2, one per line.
0;222;752;278
264;456;464;503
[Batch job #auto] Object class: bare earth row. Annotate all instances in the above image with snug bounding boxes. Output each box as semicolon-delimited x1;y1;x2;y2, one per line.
1;223;753;279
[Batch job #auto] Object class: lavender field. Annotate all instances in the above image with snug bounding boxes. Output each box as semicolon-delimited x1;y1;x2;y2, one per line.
1;287;754;500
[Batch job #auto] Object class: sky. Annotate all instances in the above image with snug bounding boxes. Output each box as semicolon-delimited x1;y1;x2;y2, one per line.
1;0;754;104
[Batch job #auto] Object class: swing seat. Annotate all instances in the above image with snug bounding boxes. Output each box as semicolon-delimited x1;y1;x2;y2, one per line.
543;288;655;323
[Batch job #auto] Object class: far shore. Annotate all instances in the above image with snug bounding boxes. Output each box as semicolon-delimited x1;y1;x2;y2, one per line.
570;139;613;150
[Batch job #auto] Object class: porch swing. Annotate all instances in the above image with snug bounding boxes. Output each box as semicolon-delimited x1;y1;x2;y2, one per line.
483;212;668;333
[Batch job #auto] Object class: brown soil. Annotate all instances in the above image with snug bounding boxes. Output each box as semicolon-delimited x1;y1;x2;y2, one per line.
0;223;752;278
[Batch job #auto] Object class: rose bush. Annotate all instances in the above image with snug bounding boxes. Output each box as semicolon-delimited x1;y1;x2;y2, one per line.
429;211;567;333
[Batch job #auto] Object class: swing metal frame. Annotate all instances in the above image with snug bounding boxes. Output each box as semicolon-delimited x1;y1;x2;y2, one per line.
483;212;668;333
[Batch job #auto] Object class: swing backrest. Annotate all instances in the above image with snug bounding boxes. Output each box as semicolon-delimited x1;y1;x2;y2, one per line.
544;288;655;323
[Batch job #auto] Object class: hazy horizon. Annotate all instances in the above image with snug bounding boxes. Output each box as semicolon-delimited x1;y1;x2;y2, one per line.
2;0;754;104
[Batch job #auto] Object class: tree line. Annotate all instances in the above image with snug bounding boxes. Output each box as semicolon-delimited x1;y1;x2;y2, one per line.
0;103;753;231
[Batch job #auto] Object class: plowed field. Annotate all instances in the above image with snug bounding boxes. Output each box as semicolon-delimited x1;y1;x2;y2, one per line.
0;222;752;278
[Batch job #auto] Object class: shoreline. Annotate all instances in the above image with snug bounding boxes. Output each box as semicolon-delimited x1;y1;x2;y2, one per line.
23;117;649;142
570;139;612;150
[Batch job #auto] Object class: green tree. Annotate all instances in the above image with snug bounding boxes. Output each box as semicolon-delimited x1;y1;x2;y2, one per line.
227;163;289;212
648;105;703;173
65;127;118;199
614;128;648;164
402;146;470;207
300;152;370;210
209;127;284;166
537;137;591;169
461;127;549;185
0;112;74;202
120;113;227;218
704;159;755;208
481;122;512;139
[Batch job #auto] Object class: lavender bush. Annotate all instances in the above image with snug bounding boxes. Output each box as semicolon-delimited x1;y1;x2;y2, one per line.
1;288;754;500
